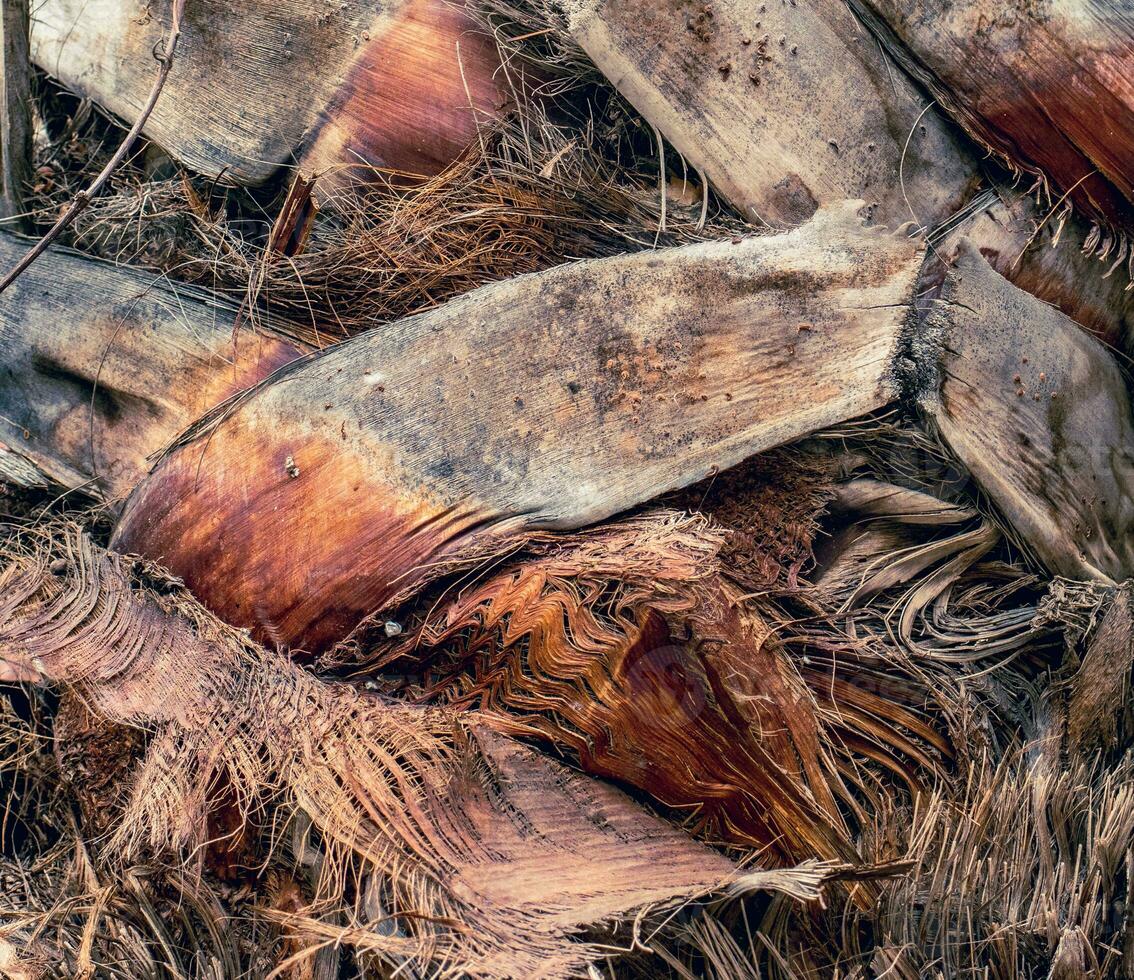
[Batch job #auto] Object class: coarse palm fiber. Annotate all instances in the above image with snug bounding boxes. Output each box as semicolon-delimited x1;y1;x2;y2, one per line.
0;523;831;978
365;443;1017;863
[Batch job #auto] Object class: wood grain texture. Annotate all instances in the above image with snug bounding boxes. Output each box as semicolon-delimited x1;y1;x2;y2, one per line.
0;443;48;489
299;0;507;187
0;232;304;502
922;241;1134;583
113;203;923;652
30;0;506;185
1;0;32;228
935;185;1134;353
1067;583;1133;756
850;0;1134;233
563;0;978;230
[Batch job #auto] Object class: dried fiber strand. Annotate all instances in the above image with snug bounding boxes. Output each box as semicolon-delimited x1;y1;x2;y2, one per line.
0;523;830;978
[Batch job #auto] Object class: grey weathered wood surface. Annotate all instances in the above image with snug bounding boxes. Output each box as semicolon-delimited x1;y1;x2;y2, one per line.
921;241;1134;583
934;186;1134;356
30;0;376;184
0;232;304;502
1;0;31;229
563;0;977;231
113;203;924;651
30;0;504;186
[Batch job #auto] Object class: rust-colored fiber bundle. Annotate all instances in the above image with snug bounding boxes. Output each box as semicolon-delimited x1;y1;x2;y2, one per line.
0;524;832;977
389;511;853;860
368;491;954;862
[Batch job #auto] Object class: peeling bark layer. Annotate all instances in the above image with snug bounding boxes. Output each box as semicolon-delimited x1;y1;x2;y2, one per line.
563;0;978;229
935;185;1134;352
31;0;506;185
113;204;923;652
1067;583;1133;757
0;233;304;502
849;0;1134;235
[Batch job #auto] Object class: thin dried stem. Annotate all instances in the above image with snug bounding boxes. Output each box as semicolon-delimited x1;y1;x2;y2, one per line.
0;0;186;294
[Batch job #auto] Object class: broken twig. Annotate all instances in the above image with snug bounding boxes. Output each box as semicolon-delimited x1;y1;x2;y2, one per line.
0;0;187;294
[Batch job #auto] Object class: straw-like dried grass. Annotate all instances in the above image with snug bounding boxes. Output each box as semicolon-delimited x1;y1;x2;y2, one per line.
23;70;744;348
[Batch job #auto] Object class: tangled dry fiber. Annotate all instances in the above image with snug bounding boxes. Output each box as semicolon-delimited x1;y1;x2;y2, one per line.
4;423;1133;976
0;521;839;978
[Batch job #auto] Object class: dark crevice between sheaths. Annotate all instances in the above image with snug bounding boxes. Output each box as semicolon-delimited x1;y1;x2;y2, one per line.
889;247;948;414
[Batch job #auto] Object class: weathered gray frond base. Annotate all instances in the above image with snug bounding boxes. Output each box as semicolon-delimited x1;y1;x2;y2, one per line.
846;0;1134;237
0;232;304;503
0;0;32;230
112;202;923;653
1066;582;1134;757
0;525;831;978
31;0;506;185
919;242;1134;583
561;0;977;229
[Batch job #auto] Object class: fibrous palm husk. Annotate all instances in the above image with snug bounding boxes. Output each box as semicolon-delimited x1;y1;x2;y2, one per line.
375;507;860;862
0;680;285;979
867;746;1134;978
645;743;1134;978
0;523;833;978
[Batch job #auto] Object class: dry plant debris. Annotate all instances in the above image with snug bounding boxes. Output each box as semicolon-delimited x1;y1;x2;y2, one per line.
2;0;1134;977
